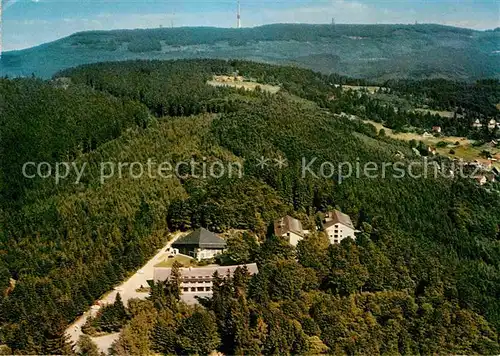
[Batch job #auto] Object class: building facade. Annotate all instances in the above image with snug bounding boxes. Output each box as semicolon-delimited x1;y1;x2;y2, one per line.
274;215;305;246
172;228;226;261
323;210;356;244
153;263;259;303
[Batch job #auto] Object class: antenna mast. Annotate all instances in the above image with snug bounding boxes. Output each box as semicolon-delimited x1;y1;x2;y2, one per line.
0;0;3;59
237;0;241;29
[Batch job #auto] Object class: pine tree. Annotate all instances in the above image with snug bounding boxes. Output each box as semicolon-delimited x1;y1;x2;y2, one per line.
113;293;128;321
76;335;100;356
151;317;177;354
177;308;220;355
44;332;74;355
168;261;182;301
43;315;75;355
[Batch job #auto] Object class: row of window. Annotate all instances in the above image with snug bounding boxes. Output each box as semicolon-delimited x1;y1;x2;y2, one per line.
328;234;340;244
182;278;211;283
182;276;212;280
183;286;211;292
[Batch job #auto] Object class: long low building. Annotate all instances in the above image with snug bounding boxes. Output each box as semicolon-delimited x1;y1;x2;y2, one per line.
153;263;259;303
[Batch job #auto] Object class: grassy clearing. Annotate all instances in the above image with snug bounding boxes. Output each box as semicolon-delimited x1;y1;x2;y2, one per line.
414;108;460;119
342;85;384;94
364;119;470;145
208;76;281;94
154;254;194;268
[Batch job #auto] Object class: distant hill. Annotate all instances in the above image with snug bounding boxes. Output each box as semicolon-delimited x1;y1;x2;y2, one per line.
1;23;499;81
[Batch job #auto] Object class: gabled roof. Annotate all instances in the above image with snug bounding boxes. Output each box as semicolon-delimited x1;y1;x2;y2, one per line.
173;228;226;249
324;210;354;229
154;263;259;282
274;216;304;237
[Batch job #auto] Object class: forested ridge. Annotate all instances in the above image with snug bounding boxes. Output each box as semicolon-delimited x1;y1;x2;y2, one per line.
0;59;499;354
2;23;498;80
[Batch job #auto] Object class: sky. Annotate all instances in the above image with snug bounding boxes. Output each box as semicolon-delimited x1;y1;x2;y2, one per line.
2;0;499;51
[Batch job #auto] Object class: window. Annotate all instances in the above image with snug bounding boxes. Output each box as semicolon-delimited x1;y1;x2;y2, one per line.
334;234;338;238
197;287;204;292
205;287;211;291
183;287;189;292
191;287;196;292
334;239;338;244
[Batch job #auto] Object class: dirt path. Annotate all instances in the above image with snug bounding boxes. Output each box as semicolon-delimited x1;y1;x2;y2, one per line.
65;232;184;353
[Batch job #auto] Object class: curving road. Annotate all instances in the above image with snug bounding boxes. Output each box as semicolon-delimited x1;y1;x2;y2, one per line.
65;232;184;354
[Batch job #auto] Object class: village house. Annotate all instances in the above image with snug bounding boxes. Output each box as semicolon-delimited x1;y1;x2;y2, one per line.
488;119;497;130
428;146;437;156
472;119;482;128
475;175;487;186
432;126;442;133
323;210;356;244
274;215;305;247
153;263;258;303
172;228;226;261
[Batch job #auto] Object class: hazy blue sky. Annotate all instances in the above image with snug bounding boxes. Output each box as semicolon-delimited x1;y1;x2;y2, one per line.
3;0;499;51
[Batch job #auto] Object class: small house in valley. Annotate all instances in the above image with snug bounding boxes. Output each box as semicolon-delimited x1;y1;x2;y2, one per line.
172;228;226;261
274;215;305;247
323;210;356;244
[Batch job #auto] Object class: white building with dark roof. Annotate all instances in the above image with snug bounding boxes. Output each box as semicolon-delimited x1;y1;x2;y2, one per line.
323;210;356;244
154;263;258;303
274;215;305;246
172;228;226;261
472;119;483;128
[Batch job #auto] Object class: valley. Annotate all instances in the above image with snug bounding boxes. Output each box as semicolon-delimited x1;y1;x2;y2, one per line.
358;118;500;168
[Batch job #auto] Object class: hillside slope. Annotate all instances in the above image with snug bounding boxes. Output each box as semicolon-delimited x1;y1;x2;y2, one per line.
1;59;499;353
0;24;498;81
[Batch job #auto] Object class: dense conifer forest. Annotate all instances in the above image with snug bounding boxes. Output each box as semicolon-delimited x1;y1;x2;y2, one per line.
0;59;499;354
1;24;498;80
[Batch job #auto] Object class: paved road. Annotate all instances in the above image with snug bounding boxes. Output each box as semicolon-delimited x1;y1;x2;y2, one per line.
65;232;183;353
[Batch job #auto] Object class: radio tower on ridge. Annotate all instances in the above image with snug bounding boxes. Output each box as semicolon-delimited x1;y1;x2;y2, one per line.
237;0;241;29
0;0;3;59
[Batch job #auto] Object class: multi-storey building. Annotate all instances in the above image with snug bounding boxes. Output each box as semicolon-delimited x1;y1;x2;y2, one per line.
153;263;258;303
